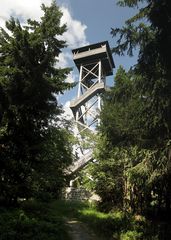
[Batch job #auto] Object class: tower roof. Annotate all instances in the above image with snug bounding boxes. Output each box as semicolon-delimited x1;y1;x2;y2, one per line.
72;41;115;76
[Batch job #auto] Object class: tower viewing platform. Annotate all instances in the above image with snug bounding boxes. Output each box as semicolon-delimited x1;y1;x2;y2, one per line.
72;41;115;76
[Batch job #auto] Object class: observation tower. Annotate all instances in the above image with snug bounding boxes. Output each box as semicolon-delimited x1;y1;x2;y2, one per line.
69;41;114;173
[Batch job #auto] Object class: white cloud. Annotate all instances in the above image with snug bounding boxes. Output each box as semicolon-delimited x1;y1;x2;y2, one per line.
0;1;88;82
57;52;78;83
0;0;51;28
55;6;89;82
57;52;72;68
0;1;88;49
62;100;73;120
60;6;88;48
65;71;78;83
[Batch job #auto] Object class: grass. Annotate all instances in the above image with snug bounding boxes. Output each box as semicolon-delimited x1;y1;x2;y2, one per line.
0;200;71;240
1;199;171;240
50;200;171;240
50;200;134;239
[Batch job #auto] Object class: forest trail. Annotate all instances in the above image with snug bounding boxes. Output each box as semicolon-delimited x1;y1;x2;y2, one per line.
66;218;104;240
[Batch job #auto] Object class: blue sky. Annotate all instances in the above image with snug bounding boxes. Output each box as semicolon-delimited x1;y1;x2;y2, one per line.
0;0;139;117
58;0;138;69
57;0;139;114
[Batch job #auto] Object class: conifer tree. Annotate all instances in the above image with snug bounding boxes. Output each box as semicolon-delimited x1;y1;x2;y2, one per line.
92;0;171;213
0;1;72;204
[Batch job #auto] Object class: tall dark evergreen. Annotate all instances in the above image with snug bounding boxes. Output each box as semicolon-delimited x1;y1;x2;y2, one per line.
90;0;171;214
0;2;72;204
111;0;171;144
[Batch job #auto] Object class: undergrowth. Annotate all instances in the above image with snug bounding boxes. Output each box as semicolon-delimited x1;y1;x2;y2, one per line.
0;200;71;240
52;200;171;240
0;200;170;240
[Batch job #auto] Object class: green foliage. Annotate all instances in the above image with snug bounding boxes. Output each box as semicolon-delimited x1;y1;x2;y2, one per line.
32;126;73;199
92;146;125;210
111;0;171;144
50;200;131;239
92;132;171;214
100;66;143;146
90;0;171;218
120;230;142;240
0;1;73;204
46;200;171;240
0;200;71;240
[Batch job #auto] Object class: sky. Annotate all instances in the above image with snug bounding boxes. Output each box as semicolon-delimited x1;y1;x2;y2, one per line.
0;0;139;118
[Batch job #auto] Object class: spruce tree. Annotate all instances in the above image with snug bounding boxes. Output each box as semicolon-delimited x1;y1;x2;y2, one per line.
92;0;171;213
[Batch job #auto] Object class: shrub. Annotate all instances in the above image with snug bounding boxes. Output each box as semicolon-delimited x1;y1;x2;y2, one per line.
120;230;143;240
0;200;70;240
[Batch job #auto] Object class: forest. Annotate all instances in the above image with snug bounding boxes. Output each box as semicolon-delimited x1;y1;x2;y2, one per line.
0;0;171;239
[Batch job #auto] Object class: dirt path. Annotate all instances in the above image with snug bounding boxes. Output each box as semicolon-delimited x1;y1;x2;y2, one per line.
66;218;102;240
